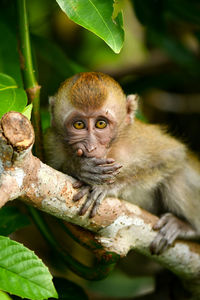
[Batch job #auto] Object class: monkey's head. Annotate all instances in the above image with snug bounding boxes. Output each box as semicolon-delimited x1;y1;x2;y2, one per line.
50;72;137;158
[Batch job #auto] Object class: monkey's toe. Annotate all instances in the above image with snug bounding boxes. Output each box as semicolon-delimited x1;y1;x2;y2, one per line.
73;185;90;202
79;187;106;217
72;181;84;189
150;213;182;254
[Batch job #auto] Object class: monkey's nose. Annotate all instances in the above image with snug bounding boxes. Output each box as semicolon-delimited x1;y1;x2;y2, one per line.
86;145;97;153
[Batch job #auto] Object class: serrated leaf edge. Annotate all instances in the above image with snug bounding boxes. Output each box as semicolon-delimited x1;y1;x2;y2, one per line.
0;237;57;298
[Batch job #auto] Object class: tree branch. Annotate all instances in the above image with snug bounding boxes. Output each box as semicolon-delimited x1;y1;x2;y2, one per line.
17;0;43;160
1;112;200;296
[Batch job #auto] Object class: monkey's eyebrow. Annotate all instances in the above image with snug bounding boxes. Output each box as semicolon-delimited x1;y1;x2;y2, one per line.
66;112;86;121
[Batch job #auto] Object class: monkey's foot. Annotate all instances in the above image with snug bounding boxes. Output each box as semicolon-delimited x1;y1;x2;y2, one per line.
73;183;106;218
150;213;197;255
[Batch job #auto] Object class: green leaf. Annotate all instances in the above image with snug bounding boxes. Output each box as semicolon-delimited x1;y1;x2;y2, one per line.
56;0;124;53
0;206;30;236
49;277;88;300
0;73;27;119
0;236;58;300
0;291;13;300
22;104;33;120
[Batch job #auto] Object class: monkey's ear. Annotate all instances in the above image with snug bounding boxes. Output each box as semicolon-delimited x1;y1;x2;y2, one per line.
49;96;55;115
49;96;56;125
126;94;138;124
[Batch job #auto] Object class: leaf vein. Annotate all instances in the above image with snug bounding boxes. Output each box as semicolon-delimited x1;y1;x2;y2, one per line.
0;85;18;92
88;0;116;48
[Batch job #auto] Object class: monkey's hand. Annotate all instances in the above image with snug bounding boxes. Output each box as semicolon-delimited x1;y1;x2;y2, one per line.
76;157;122;185
150;213;198;255
73;182;107;218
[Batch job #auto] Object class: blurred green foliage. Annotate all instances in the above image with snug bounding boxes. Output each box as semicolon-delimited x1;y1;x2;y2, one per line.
124;0;200;94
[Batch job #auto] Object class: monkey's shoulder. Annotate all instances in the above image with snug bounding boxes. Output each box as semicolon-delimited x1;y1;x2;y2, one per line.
44;127;67;170
136;120;186;159
110;120;187;171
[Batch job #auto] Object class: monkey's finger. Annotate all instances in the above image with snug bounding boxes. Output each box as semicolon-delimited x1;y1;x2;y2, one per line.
155;237;168;255
151;222;180;254
161;231;179;253
160;220;180;244
91;157;115;166
73;186;90;202
160;222;178;239
90;163;122;174
157;229;179;254
72;181;84;189
159;217;179;236
153;213;173;230
79;187;104;215
167;230;180;245
81;172;116;184
79;196;94;216
90;191;106;218
150;233;167;255
82;165;122;175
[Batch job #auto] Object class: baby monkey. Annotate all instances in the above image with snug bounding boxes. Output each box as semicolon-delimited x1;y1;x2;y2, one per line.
45;72;200;254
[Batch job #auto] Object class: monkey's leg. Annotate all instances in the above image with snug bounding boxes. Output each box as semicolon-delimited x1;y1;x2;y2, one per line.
150;213;199;254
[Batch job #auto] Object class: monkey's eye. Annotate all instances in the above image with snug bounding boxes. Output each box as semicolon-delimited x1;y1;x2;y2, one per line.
95;120;107;129
73;121;85;130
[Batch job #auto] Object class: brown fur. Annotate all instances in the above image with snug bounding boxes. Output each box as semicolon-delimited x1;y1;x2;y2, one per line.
59;72;124;110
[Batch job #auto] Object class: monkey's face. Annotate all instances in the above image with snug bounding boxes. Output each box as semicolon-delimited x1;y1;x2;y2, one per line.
64;107;118;158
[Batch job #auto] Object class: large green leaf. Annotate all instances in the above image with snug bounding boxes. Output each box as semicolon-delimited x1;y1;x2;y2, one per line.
0;236;58;300
11;277;88;300
0;291;12;300
0;206;30;236
56;0;124;53
0;73;27;119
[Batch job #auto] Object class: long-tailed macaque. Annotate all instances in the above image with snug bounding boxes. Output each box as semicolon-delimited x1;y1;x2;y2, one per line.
44;72;200;254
